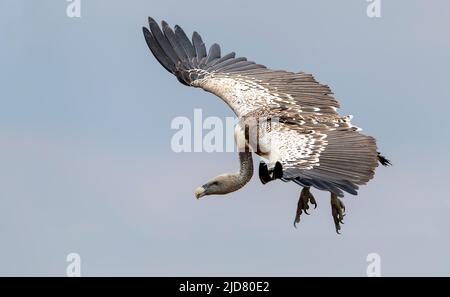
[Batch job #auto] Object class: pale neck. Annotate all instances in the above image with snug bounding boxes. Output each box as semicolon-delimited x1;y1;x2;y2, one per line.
225;152;254;193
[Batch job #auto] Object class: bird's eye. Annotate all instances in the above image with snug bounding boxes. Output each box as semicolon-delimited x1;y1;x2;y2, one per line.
210;181;219;186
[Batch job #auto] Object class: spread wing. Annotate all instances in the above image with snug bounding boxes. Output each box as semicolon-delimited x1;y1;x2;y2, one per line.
142;17;339;118
278;123;379;197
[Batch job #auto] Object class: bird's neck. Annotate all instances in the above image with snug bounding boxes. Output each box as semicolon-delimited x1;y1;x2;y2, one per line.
225;152;254;193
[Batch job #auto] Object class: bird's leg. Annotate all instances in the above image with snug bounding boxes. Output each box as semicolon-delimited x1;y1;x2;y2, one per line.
258;161;283;184
272;162;283;179
330;193;346;234
258;162;272;184
293;187;317;228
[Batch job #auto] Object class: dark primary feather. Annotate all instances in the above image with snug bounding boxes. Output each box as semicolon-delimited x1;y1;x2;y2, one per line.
229;64;266;72
174;25;196;61
142;27;174;74
219;60;254;72
162;22;188;64
147;18;179;67
209;57;247;71
209;52;236;67
205;43;221;65
192;32;207;63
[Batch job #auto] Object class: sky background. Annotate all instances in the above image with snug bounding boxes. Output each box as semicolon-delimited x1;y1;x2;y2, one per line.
1;0;450;276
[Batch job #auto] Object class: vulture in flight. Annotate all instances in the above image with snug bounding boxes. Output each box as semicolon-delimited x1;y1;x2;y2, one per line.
142;17;390;233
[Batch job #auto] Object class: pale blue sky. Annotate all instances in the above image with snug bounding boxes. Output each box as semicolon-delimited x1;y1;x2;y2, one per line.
1;0;450;276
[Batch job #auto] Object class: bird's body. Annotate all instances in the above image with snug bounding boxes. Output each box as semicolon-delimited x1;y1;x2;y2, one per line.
143;17;390;232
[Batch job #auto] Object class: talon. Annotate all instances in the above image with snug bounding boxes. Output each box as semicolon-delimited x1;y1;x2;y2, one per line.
294;209;302;228
331;193;346;234
293;187;317;227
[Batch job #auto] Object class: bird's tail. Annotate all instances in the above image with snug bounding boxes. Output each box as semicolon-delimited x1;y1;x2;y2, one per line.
377;152;392;166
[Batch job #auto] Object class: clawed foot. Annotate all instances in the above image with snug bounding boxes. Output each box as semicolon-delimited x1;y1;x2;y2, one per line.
293;187;317;228
330;193;345;234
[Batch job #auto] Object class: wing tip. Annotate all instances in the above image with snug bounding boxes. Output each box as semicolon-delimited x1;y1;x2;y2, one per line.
148;16;157;26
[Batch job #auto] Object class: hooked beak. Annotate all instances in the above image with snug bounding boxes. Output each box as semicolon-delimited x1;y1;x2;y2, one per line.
195;186;206;199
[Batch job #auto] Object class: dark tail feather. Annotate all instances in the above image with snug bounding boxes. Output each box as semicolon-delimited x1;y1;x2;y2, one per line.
377;152;392;166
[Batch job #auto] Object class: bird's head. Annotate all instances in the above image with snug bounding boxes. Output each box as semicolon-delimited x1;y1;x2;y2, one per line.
194;175;233;199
